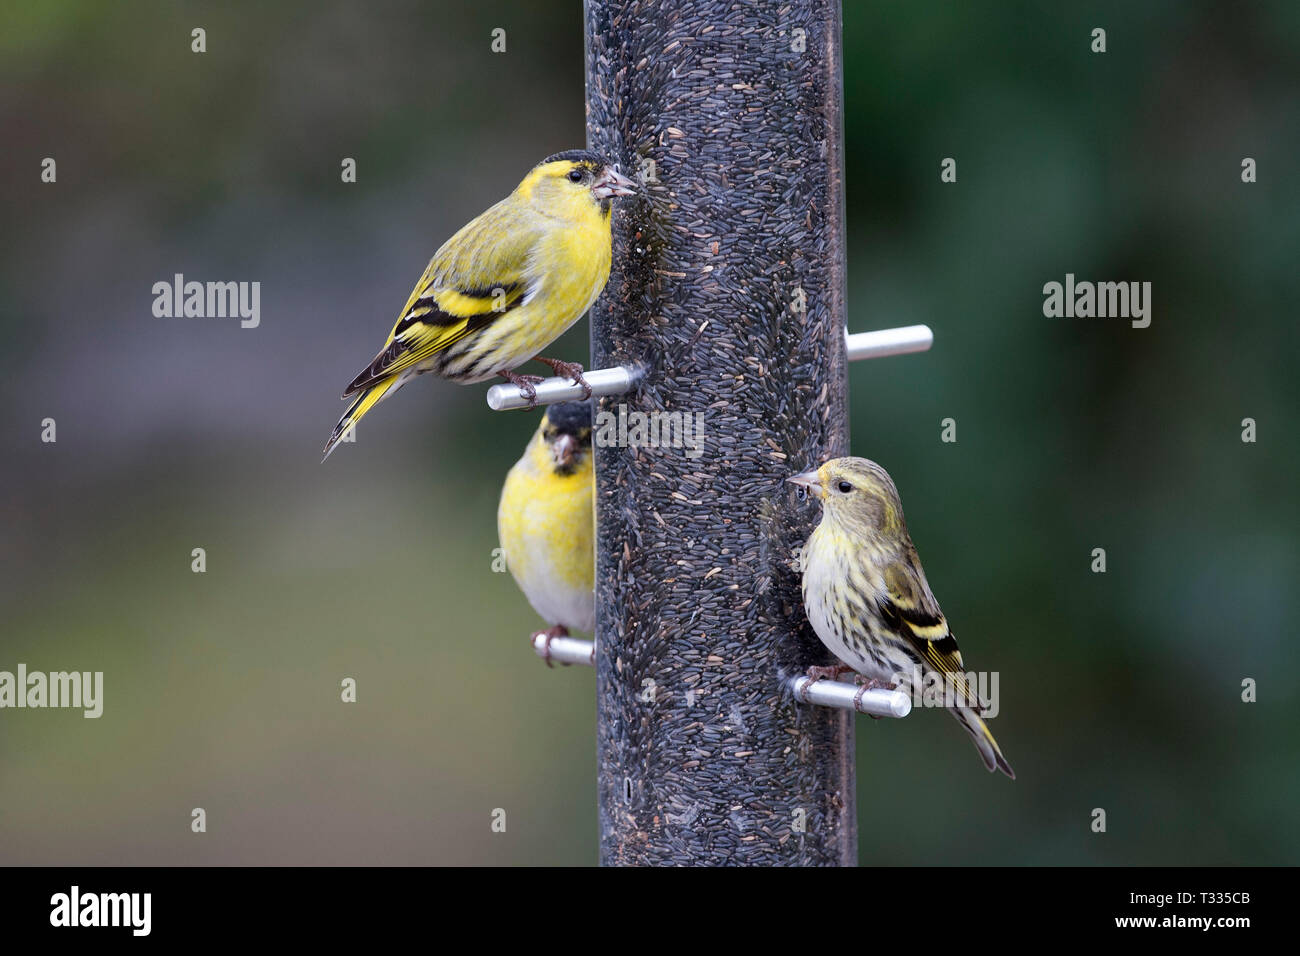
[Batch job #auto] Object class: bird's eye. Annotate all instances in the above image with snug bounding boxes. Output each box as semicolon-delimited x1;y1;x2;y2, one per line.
836;480;853;494
567;169;584;183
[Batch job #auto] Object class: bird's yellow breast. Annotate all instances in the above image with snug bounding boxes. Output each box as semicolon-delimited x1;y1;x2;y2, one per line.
444;204;611;381
532;209;611;312
497;436;595;630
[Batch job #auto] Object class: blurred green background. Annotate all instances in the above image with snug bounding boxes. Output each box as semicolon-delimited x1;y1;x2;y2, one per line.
1;1;1296;865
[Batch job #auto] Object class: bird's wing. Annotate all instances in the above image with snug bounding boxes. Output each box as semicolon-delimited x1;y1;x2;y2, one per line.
344;201;542;396
880;556;983;709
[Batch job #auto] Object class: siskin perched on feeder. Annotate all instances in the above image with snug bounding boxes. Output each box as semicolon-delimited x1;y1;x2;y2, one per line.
323;151;635;459
497;402;595;662
789;457;1015;778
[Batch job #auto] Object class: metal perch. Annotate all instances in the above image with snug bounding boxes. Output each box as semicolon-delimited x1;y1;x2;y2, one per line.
485;364;641;411
789;675;912;718
529;635;912;721
485;325;931;411
530;633;597;668
846;324;933;362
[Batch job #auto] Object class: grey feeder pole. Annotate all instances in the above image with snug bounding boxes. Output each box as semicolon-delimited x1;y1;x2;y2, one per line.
584;0;857;866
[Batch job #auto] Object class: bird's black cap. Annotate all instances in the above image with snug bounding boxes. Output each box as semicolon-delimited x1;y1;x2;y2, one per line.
541;149;612;169
544;401;592;435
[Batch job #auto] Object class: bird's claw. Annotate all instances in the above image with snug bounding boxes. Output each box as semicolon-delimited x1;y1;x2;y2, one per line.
851;676;895;719
534;356;592;400
805;663;855;684
532;625;570;667
499;370;546;408
851;685;884;718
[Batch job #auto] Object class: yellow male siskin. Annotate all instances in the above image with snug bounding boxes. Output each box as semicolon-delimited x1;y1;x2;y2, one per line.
789;457;1015;778
497;402;595;661
323;151;635;459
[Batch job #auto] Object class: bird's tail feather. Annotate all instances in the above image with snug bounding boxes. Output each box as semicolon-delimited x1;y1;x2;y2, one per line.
952;706;1015;779
322;376;401;461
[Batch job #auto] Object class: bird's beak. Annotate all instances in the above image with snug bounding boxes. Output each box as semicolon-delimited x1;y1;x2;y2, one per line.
787;469;823;496
551;434;578;469
593;167;637;200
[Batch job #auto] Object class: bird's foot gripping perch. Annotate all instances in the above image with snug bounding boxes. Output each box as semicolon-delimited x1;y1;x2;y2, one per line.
531;625;571;667
804;665;896;719
498;370;546;407
805;663;856;684
532;357;592;400
852;676;896;719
